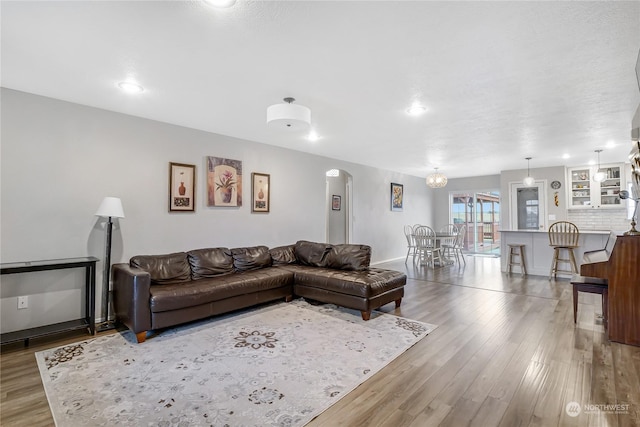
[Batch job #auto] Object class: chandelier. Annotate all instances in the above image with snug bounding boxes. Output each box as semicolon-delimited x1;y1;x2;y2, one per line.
426;168;448;188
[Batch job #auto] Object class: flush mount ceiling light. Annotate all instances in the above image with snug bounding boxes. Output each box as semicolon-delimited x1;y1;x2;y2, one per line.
593;149;607;182
202;0;236;7
523;157;535;186
117;81;144;94
426;168;448;188
266;97;311;131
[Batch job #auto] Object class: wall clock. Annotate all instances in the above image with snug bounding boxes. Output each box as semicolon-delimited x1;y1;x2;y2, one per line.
551;180;561;189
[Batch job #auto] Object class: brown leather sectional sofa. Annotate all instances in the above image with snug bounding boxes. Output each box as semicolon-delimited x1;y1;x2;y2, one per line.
112;240;406;343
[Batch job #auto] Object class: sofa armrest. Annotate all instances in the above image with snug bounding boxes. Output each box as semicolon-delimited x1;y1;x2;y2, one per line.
112;263;152;334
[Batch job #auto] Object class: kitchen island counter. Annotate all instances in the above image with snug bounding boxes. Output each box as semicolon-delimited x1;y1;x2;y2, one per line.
500;229;613;277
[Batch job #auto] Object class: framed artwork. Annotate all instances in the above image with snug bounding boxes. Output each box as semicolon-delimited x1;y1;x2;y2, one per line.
251;172;270;213
391;182;403;211
207;156;242;207
332;195;341;211
169;162;195;212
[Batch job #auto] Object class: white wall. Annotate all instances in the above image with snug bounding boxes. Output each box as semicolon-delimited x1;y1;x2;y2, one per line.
0;89;433;332
500;165;568;230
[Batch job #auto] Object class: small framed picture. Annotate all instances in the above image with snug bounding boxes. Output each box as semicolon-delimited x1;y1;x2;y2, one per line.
391;182;403;212
251;172;270;213
169;162;195;212
332;195;341;211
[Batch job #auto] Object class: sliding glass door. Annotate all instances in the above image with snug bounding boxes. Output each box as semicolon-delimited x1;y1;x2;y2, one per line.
450;191;501;255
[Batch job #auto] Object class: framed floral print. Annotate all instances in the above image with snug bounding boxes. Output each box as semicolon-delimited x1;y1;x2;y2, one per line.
391;182;403;211
251;172;270;213
169;162;195;212
207;156;242;207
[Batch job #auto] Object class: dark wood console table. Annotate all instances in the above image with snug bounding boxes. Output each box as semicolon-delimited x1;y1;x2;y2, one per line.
0;256;99;345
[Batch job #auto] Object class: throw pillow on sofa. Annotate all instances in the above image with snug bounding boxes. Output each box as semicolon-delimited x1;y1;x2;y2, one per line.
130;252;191;285
187;248;234;280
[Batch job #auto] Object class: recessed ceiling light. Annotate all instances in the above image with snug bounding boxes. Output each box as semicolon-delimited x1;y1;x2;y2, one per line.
117;81;144;94
202;0;236;8
308;130;320;141
406;103;426;116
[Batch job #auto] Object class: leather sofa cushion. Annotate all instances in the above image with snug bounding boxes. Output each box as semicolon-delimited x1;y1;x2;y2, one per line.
294;240;333;267
130;252;191;285
149;268;294;312
269;245;297;265
187;248;234;280
231;246;272;271
326;244;371;271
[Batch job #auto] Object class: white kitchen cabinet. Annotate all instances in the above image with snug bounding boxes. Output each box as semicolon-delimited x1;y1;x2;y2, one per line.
567;163;625;209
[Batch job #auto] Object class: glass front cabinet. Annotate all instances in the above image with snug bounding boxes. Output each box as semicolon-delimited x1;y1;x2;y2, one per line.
567;164;625;209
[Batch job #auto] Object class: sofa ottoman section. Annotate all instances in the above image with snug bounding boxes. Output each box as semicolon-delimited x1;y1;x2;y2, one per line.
284;265;405;320
271;242;406;320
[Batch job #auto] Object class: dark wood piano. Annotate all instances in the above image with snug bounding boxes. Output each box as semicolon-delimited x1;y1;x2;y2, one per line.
580;232;640;346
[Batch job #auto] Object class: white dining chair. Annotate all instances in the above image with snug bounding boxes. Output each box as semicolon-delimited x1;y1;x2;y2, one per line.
404;224;417;263
444;224;466;264
413;225;444;268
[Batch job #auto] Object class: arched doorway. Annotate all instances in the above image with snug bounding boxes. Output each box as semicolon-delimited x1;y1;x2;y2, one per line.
325;169;353;244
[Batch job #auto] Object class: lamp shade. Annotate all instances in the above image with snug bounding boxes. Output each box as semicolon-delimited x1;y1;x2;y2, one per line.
266;98;311;130
95;197;125;218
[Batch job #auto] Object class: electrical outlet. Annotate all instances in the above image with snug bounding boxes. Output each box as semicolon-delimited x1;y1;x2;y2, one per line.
17;296;28;310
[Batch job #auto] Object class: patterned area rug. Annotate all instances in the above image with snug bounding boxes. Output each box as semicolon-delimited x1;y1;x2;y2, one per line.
36;299;436;426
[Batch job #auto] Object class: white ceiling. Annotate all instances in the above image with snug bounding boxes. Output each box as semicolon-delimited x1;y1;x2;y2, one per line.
2;1;639;179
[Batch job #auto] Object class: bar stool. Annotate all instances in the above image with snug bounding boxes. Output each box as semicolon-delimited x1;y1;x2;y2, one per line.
507;244;527;275
548;221;580;279
570;275;608;329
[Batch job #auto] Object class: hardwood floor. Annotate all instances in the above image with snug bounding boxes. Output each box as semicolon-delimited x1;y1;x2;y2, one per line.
1;256;639;426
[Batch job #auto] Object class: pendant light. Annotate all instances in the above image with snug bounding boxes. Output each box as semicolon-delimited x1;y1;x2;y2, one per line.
523;157;535;186
593;149;607;182
426;168;448;188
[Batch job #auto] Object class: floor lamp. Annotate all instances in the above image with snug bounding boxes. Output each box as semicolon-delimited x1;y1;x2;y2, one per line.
95;197;125;331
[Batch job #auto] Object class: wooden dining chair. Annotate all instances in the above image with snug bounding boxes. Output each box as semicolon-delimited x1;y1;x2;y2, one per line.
439;224;457;260
413;226;444;268
548;221;580;279
450;224;467;264
404;224;416;263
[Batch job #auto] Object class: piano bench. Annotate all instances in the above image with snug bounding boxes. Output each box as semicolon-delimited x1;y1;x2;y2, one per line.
570;275;608;330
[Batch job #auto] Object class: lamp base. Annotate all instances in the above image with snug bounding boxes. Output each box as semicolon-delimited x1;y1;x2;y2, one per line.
624;219;640;236
96;320;116;332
